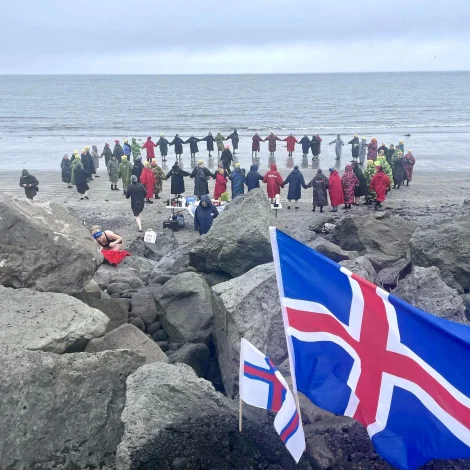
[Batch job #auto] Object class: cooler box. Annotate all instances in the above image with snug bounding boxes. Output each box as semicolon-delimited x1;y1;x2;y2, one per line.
163;219;180;231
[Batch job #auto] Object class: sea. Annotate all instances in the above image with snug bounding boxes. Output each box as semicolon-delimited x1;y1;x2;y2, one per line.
1;72;469;172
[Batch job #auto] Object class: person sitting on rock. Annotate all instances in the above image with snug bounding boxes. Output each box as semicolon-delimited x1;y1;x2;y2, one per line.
91;226;123;251
194;195;219;235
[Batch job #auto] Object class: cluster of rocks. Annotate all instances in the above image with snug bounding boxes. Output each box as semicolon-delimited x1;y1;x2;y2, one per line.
1;190;470;469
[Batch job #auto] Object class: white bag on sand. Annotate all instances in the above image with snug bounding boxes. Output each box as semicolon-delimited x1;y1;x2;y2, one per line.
144;229;156;244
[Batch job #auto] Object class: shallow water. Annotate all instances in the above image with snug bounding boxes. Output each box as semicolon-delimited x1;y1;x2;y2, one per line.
1;73;469;171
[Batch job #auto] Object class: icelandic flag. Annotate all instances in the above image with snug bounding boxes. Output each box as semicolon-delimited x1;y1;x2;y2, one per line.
269;227;470;470
239;337;306;462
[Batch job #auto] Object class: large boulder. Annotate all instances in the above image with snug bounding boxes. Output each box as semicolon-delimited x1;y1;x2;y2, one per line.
148;239;201;281
155;272;214;344
168;343;211;377
116;362;309;470
410;200;470;292
376;258;412;290
0;345;144;470
0;286;109;353
393;266;467;324
130;290;160;329
74;294;129;332
331;213;416;271
128;229;179;262
0;194;102;294
212;262;286;398
93;264;144;290
310;237;359;263
189;189;281;277
340;256;376;283
85;324;169;364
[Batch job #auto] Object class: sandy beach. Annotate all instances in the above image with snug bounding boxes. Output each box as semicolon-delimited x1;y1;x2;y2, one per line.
3;167;467;248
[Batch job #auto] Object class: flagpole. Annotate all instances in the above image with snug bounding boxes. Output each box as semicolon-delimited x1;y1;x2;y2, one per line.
238;336;244;433
269;227;304;424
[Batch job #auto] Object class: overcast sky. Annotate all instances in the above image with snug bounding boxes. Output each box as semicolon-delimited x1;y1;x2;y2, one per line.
1;0;469;74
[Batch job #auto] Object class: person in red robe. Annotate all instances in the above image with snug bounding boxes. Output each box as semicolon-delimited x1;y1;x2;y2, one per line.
142;136;157;163
252;133;263;157
140;162;156;204
283;134;298;158
214;167;227;199
369;166;391;210
327;168;344;212
263;163;284;202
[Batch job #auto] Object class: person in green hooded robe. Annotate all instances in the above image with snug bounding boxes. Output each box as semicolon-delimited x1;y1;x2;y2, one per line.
215;131;226;157
131;138;142;162
364;160;377;204
118;155;133;194
70;153;81;186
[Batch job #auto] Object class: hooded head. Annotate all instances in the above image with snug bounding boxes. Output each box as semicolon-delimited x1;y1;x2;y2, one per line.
63;153;69;159
328;167;335;174
390;144;395;149
399;140;404;144
151;159;157;167
147;136;151;141
294;165;299;170
132;138;136;143
197;160;204;167
161;133;164;137
345;164;353;172
225;145;230;150
351;161;358;169
337;134;341;138
361;137;367;141
250;164;258;171
85;145;90;151
131;175;138;184
208;132;212;136
22;169;29;177
304;134;308;138
354;134;358;138
234;129;238;133
92;145;98;152
270;164;277;171
172;162;179;170
124;139;128;144
255;132;259;136
115;140;120;144
105;143;110;148
76;162;83;169
200;194;212;209
122;155;128;161
371;137;377;142
235;163;241;168
175;134;179;138
191;133;194;137
317;168;323;174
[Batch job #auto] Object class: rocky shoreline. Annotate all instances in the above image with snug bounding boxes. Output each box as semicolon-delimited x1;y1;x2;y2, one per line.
1;170;470;469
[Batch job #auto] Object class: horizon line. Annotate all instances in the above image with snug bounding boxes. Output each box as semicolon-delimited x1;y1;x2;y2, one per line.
0;70;469;76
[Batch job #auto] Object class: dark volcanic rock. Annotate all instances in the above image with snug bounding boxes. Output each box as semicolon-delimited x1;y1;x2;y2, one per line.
0;194;102;294
131;291;159;328
376;258;412;289
188;188;281;277
340;256;376;283
410;199;470;292
211;263;286;398
116;363;310;470
128;229;179;262
168;343;211;377
0;345;144;470
393;266;467;324
310;237;359;263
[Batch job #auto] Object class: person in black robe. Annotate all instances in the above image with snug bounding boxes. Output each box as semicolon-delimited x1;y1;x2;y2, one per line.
190;161;214;199
283;166;307;209
170;134;184;160
351;161;367;205
80;150;94;180
132;156;144;182
19;169;39;200
348;135;360;160
299;135;311;157
156;134;170;162
61;154;72;188
126;175;147;232
202;132;215;157
101;143;113;167
74;162;89;200
165;162;191;195
84;146;96;177
220;146;233;175
184;134;201;158
113;140;124;162
245;164;264;191
226;129;240;155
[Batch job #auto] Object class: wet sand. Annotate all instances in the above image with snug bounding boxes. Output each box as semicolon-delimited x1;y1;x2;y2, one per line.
2;167;468;249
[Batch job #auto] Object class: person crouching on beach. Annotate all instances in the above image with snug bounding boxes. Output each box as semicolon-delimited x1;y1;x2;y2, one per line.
19;169;39;200
74;162;89;200
107;155;119;190
61;154;72;188
140;162;156;204
126;175;147;232
370;165;391;210
263;163;283;203
91;225;123;250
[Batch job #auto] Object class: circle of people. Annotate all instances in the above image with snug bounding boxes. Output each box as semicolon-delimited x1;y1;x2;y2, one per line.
18;132;416;233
